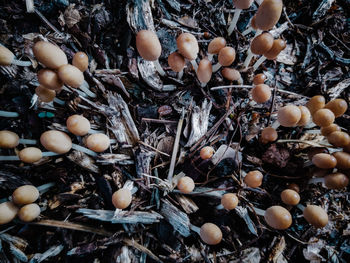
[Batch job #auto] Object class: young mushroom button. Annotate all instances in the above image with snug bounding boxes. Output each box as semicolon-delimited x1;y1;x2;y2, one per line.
221;193;239;210
66;115;91;136
323;172;349;189
112;188;132;209
200;146;215;160
19;147;43;163
261;127;278;143
306;95;326;115
196;58;212;87
85;133;110;152
327;131;350;147
244;170;263;188
264;206;292;230
296;106;311;126
0;202;19;225
12;185;39;205
32;41;68;69
244;32;274;68
324;99;348;118
281;189;300;206
200;223;223;245
253;73;267;85
207;37;226;61
37;69;63;90
72;51;89;72
277;105;301;127
312;153;337;169
312;109;335;127
40;130;72;154
0;45;31;67
58;64;84;88
0;130;19;148
251;84;271;103
255;0;283;31
213;47;236;72
168;52;185;73
176;33;199;71
221;68;242;83
18;203;41;222
177;176;195;194
35;86;56;103
333;151;350;170
321;124;341;136
303;205;328;228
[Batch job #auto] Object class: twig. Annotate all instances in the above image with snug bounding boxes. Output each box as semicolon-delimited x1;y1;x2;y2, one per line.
138;141;170;157
141;118;178;124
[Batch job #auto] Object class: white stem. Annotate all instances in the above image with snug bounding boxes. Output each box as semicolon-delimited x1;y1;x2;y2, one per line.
243;49;254;68
42;152;60;157
19;139;37;144
11;59;32;67
254;29;263;37
154;60;166;76
211;85;253;90
0;111;19;117
207;54;214;62
110;139;117;144
271;120;280;129
216;204;224;210
26;0;34;13
177;70;183;80
212;63;222;73
190;60;198;72
62;86;87;97
53;98;65;105
296;204;305;212
0;156;20;161
80;81;97;98
200;82;207;88
88;129;104;134
71;143;98;157
190;224;200;234
253;56;267;71
228;9;242;35
242;26;253;36
252;207;265;216
308;177;324;185
238;77;243;85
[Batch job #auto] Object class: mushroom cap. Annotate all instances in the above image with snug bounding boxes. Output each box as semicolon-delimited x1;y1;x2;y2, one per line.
18;203;41;222
324;172;349;190
280;189;300;205
19;147;43;163
177;176;195;194
255;0;283;31
176;33;199;60
218;47;236;66
197;58;212;84
35;86;56;102
112;188;132;209
264;206;292;230
85;133;110;152
303;205;328;228
221;193;239;210
0;45;15;66
327;131;350;148
37;69;63;90
333;151;350;170
287;183;300;193
66;115;91;136
324;99;348;118
250;32;274;55
0;202;18;225
0;130;19;148
208;37;226;54
263;39;286;60
32;41;68;69
40;130;72;154
200;146;214;160
200;223;223;245
321;124;340;136
312;153;337;169
251;15;258;30
251;84;271;103
168;52;185;72
234;0;254;9
296;106;311;126
58;64;84;88
244;170;263;188
221;68;241;82
277;105;301;127
136;30;162;61
306;95;326;115
344;142;350;153
312;109;335;127
307;147;329;161
261;127;278;143
253;73;267;85
12;185;39;205
72;51;89;72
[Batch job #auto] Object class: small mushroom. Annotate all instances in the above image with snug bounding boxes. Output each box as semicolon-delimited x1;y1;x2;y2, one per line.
333;151;350;170
221;193;239;210
254;0;283;31
66;115;91;136
35;86;56;103
302;205;328;228
40;130;72;154
221;68;242;84
312;108;335;127
200;146;215;160
244;170;263;188
261;127;278;143
212;47;236;72
287;183;300;193
0;130;37;148
72;51;89;72
253;39;287;70
196;58;212;87
112;188;132;209
244;32;274;68
321;124;340;136
280;189;300;206
253;73;267;85
12;185;39;205
277;105;301;127
18;147;43;163
168;52;185;79
199;223;223;245
32;41;68;69
0;202;18;225
177;176;195;194
324;98;348;117
296;106;311;126
251;83;271;103
306;95;326;115
228;0;254;35
0;45;32;67
264;206;292;230
312;153;337;169
327;131;350;148
18;203;41;222
207;37;226;61
37;69;63;90
85;133;110;152
177;33;199;71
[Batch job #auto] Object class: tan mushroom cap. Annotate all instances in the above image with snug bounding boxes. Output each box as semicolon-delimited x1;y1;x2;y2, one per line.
264;206;292;230
234;0;254;9
324;99;348;117
333;151;350;170
85;133;110;152
177;33;199;60
312;153;337;169
136;30;162;61
287;183;300;193
112;188;132;209
58;64;84;88
251;84;271;103
277;105;301;127
72;51;89;72
244;170;263;188
0;130;19;148
221;68;241;82
264;39;286;60
306;95;326;115
313;109;335;127
250;32;274;55
200;146;214;160
344;142;350;153
177;176;195;194
221;193;239;210
0;202;18;225
197;58;212;84
37;69;63;90
255;0;283;31
0;45;15;66
327;131;350;148
66;115;91;136
218;47;236;66
19;147;43;163
208;37;226;54
261;127;278;143
35;86;56;102
281;189;300;206
200;223;222;245
251;15;258;30
32;41;68;69
303;205;328;228
40;130;72;154
297;106;311;126
253;73;267;85
321;124;340;136
12;185;39;205
18;203;41;222
324;172;349;190
168;52;185;72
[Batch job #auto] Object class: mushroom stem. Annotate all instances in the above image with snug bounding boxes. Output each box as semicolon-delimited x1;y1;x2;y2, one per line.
53;98;65;105
154;60;166;76
177;70;184;80
71;143;98;157
19;139;37;145
200;82;208;88
210;85;253;90
0;110;19;117
25;0;34;13
189;224;200;234
190;60;198;72
216;204;224;209
212;63;222;73
36;182;55;194
243;49;254;68
271;120;280;129
228;9;242;35
242;26;254;36
80;81;97;98
251;206;266;216
207;54;214;62
296;204;305;211
253;56;267;70
308;177;324;185
0;156;20;161
62;86;87;98
11;59;32;67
